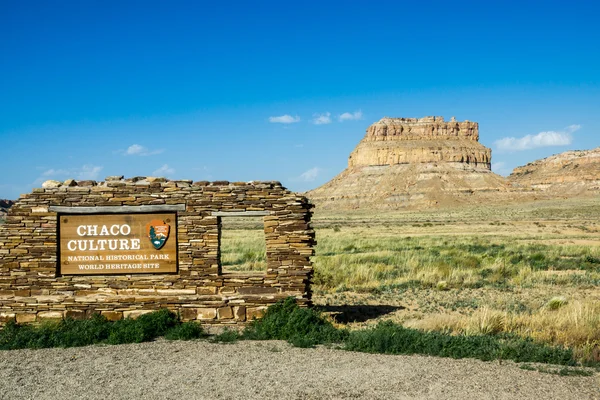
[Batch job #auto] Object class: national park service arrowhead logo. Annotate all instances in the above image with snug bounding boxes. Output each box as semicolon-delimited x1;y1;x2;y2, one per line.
146;219;171;250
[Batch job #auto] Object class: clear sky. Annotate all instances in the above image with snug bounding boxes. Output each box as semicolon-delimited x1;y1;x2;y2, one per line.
1;0;599;200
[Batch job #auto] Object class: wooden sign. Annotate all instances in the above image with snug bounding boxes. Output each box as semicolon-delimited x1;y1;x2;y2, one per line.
58;213;177;275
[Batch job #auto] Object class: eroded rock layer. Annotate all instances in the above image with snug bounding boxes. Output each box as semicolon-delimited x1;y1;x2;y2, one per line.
349;116;491;168
509;148;600;194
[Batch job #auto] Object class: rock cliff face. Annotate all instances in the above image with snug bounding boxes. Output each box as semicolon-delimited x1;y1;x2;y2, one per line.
307;116;508;210
348;116;491;168
509;148;600;194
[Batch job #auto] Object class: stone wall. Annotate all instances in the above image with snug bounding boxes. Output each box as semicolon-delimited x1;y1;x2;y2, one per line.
0;177;315;325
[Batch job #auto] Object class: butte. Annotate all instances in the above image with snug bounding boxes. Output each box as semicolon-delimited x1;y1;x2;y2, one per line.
306;116;508;209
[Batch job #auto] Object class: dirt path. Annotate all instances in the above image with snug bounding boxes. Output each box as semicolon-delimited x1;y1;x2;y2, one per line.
0;340;598;400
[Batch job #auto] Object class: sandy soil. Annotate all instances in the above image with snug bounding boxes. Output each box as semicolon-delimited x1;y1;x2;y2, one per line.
0;340;598;400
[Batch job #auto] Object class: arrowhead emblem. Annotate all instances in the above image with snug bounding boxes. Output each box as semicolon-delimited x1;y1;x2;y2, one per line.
146;219;171;250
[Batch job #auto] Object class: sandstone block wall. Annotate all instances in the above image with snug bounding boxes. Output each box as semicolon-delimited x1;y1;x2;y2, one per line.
0;177;315;325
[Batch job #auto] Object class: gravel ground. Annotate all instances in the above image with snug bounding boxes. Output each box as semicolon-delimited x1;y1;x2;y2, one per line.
0;340;598;400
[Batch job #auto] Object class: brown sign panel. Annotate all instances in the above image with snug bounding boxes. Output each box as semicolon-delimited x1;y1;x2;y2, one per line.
59;213;177;275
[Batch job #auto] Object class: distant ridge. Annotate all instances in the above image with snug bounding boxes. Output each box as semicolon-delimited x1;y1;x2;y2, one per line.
509;147;600;194
306;117;600;210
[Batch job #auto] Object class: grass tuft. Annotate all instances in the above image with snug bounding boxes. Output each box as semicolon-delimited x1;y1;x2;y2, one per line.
546;296;568;311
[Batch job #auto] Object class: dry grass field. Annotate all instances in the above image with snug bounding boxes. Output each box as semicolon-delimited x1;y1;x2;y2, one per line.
221;197;600;364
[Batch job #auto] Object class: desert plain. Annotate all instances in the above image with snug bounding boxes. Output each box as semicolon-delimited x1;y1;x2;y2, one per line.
222;196;600;364
1;197;600;399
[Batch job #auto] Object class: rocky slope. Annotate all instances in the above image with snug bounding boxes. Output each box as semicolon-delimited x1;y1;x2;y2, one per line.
509;148;600;195
308;116;509;209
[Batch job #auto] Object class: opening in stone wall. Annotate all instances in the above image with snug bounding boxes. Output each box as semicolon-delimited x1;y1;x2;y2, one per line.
219;216;267;273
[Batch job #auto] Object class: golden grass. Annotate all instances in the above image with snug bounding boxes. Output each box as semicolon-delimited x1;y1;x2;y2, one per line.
311;230;600;291
406;300;600;362
220;217;266;272
219;197;600;362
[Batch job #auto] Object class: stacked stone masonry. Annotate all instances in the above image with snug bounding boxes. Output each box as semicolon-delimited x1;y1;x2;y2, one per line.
0;177;315;325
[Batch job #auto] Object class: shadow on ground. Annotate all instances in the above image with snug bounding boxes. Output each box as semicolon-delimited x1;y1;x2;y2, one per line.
318;305;404;324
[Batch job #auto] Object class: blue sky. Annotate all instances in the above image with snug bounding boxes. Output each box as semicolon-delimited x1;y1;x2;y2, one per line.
1;0;599;199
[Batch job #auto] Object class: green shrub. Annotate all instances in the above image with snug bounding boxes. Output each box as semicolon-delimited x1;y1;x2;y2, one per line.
243;297;347;347
585;255;600;264
107;309;178;344
165;321;206;341
0;302;586;368
344;321;576;366
0;315;113;350
0;309;191;349
0;320;57;349
211;328;242;343
53;314;111;347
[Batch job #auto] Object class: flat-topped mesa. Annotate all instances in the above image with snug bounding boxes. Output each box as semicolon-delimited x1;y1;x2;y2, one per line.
348;116;491;169
306;115;509;210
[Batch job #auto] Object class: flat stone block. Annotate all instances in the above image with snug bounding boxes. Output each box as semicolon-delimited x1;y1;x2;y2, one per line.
237;287;278;295
179;307;198;321
101;311;123;321
197;287;218;295
65;310;86;320
156;289;197;296
123;310;153;319
246;306;268;321
38;311;64;320
233;306;246;321
16;313;37;324
217;306;233;319
0;312;16;323
219;286;236;294
197;308;217;320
